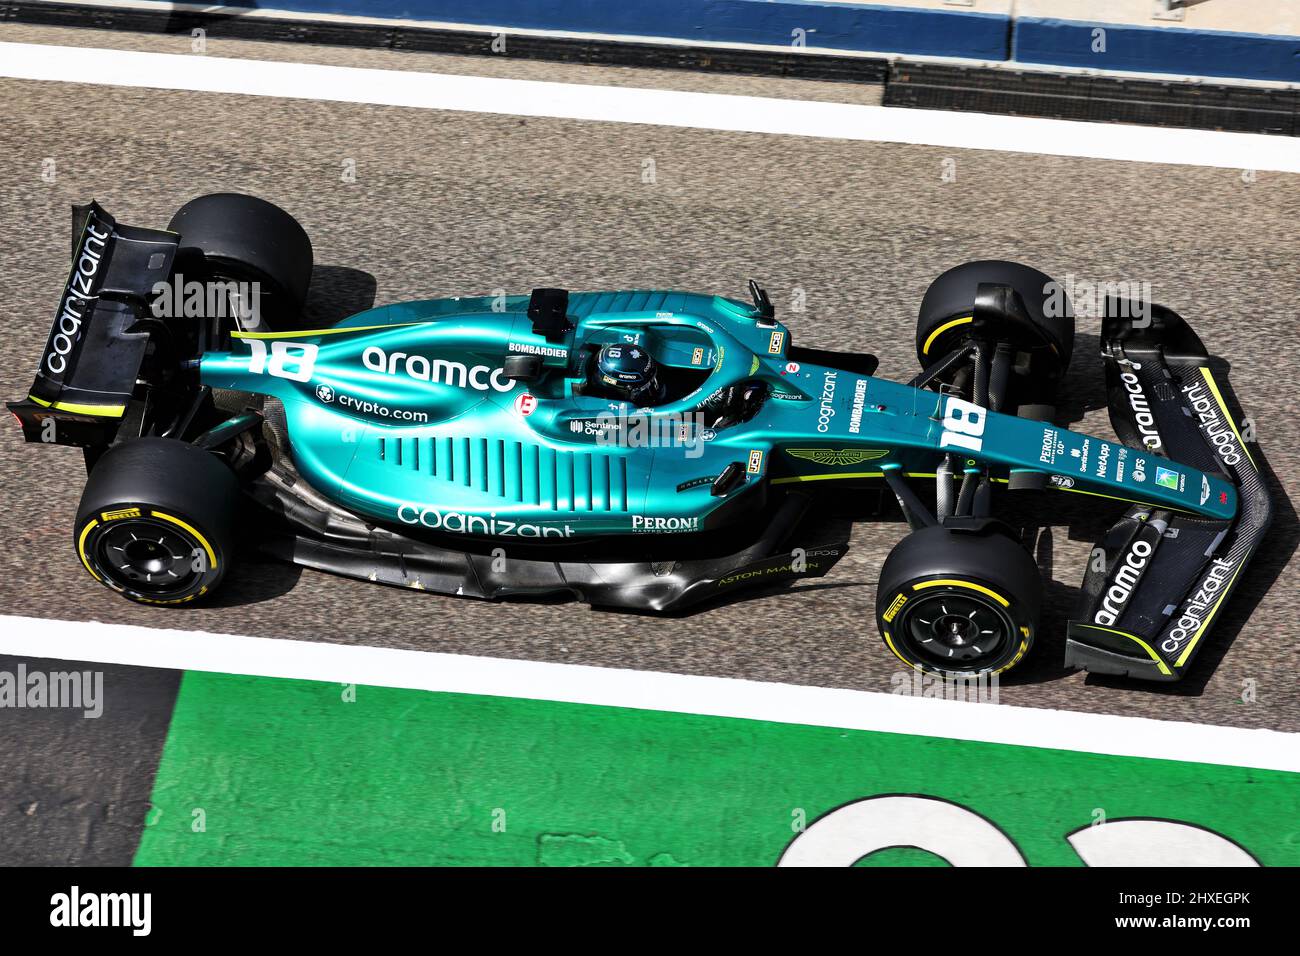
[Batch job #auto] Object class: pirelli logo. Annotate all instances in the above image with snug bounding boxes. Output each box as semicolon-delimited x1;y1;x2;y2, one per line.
101;507;141;522
767;331;785;354
883;593;908;623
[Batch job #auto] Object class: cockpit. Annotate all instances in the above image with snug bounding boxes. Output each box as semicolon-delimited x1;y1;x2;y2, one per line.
506;298;769;431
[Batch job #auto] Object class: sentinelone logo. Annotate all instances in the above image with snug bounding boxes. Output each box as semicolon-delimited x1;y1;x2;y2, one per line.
0;664;102;718
50;887;150;936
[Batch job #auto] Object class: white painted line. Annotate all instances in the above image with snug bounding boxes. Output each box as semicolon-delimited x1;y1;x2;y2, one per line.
0;614;1295;772
0;41;1296;172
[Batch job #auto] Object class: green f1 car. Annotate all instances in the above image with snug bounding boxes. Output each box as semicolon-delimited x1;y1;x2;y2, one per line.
7;195;1270;682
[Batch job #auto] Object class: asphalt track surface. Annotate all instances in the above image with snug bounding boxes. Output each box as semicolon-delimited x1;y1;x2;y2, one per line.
0;653;178;866
1;24;1298;735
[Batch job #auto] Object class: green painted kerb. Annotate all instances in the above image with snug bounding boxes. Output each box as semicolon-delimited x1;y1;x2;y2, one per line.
133;672;1300;866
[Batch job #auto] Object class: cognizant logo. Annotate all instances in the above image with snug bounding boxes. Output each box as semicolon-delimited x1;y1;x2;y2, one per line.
363;346;515;393
817;371;838;433
45;222;110;376
398;505;574;537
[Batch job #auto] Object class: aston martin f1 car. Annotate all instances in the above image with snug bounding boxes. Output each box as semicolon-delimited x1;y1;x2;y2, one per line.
8;195;1271;682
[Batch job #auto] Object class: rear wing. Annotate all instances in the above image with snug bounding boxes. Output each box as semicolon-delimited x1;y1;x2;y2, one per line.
1064;303;1272;681
6;202;178;446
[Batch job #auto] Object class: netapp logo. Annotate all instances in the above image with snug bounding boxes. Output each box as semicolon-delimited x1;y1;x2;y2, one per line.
1119;372;1162;451
45;221;111;376
363;346;515;392
1094;538;1153;626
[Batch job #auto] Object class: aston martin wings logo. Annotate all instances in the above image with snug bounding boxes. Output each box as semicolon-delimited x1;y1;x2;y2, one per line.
784;448;889;467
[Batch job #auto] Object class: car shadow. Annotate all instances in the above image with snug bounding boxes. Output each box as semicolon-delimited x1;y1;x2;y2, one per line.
205;551;304;609
1053;330;1109;428
299;264;378;326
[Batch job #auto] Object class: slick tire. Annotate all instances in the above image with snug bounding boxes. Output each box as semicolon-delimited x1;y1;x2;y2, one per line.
167;193;314;331
876;524;1041;678
916;260;1074;384
74;438;239;605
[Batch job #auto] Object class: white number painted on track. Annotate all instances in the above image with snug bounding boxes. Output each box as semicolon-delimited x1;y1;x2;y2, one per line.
778;796;1025;867
778;795;1258;866
1066;819;1257;867
939;395;986;452
247;340;318;383
774;790;1253;868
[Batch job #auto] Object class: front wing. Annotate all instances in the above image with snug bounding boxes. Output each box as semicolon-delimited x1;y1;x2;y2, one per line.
1064;305;1271;681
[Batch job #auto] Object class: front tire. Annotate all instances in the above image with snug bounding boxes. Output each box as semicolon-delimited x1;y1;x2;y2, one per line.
916;260;1074;386
876;523;1041;678
74;439;239;605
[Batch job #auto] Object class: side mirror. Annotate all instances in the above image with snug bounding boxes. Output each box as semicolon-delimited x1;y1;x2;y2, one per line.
748;279;776;327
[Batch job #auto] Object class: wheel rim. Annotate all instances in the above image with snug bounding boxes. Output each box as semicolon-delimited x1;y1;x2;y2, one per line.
896;590;1014;672
93;517;207;598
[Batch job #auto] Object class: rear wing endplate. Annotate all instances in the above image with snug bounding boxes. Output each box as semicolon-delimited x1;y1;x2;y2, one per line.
7;202;178;446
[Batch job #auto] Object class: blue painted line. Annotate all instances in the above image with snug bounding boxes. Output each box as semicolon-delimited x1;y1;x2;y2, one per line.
101;2;1300;84
173;0;1012;60
1014;18;1300;83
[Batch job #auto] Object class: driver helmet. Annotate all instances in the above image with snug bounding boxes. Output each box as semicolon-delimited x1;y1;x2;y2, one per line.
594;343;663;405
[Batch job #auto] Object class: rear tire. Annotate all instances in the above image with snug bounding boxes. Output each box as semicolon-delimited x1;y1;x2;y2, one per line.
875;523;1041;678
917;260;1074;384
168;193;313;331
74;438;239;605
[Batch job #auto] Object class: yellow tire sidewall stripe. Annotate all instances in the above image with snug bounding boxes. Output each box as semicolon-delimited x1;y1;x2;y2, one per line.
78;510;219;585
882;579;1024;675
911;578;1011;607
150;510;218;571
921;315;972;356
76;518;102;582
